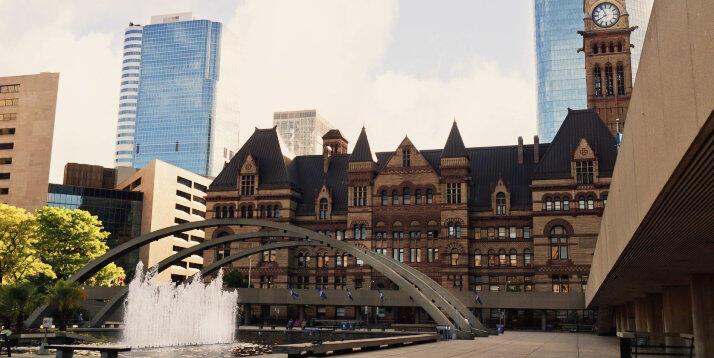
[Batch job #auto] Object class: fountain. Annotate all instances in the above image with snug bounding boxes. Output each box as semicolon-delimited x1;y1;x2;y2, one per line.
121;262;238;348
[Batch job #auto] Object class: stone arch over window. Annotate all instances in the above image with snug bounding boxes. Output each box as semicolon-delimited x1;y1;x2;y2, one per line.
492;179;510;215
549;225;569;260
542;218;574;237
381;190;388;206
523;248;532;267
212;227;235;239
509;248;518;267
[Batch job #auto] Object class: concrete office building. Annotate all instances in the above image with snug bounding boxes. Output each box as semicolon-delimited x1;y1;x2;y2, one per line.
273;109;333;156
587;0;713;355
534;0;652;142
117;159;211;282
114;12;240;176
0;72;59;212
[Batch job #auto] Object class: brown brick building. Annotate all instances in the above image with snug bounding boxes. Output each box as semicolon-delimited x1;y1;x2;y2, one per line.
204;109;617;327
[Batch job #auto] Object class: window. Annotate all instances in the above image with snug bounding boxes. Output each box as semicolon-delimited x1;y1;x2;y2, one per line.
415;189;422;204
0;113;17;121
266;205;273;218
403;187;411;204
576;161;594;184
262;249;276;262
593;65;602;97
381;190;388;205
352;186;367;206
524;226;531;239
0;188;8;195
545;197;553;211
0;158;10;165
488;250;496;267
499;249;507;266
609;42;614;52
392;231;404;239
426;189;433;204
592;43;598;54
392;190;399;205
456;223;461;238
409;231;421;238
274;206;280;218
427;248;439;263
319;198;329;219
215;243;230;261
578;196;586;210
446;183;461;204
509;226;516;239
603;194;608;208
605;63;614;96
450;249;459;266
581;274;589;291
448;223;454;237
0;84;19;93
402;149;411;167
0;98;18;107
175;203;190;214
506;276;520;292
587;196;594;210
509;249;518;267
260;275;274;288
552;275;569;293
416;248;422;263
176;190;191;200
240;175;255;195
498;227;506;239
297;253;306;267
353;224;366;239
601;43;606;54
240;206;247;218
0;128;15;135
177;176;192;187
336;230;343;240
193;183;207;193
549;226;568;260
410;248;417;263
554;196;561;211
489;276;500;291
617;42;622;52
0;143;13;150
616;63;625;96
524;249;532;267
317;253;325;268
563;197;570;211
473;275;482;291
496;192;506;215
524;275;533;292
193;195;206;205
474;250;482;267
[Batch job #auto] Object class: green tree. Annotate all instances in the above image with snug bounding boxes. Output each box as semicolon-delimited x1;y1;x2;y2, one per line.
45;280;87;331
34;207;123;283
223;268;249;289
0;281;42;330
0;203;54;284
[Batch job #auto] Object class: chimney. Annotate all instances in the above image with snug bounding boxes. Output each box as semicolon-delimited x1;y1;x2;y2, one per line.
533;135;540;163
323;145;332;173
517;136;524;164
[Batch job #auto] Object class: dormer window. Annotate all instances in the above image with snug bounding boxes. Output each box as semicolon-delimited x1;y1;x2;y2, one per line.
402;149;411;167
240;175;255;195
496;192;506;215
576;161;594;184
319;198;329;219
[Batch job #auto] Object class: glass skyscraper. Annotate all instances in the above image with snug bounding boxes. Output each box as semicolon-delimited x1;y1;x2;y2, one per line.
534;0;653;142
114;12;239;176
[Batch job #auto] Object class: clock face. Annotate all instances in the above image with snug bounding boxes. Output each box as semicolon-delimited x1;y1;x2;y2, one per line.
592;2;620;28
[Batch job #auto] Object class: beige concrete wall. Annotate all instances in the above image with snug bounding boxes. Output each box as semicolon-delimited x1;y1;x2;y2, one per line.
117;159;212;282
0;72;59;212
586;0;714;306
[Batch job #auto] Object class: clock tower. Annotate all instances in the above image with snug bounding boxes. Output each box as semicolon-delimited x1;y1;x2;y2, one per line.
579;0;636;135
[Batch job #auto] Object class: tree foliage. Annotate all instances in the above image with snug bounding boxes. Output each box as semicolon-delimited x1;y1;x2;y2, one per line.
0;204;54;284
45;280;87;331
223;268;249;289
0;281;42;330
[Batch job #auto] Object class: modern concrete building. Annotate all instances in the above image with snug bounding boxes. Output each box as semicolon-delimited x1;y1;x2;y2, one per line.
0;72;59;212
114;12;240;176
273;109;333;156
586;0;713;356
534;0;653;142
63;162;118;189
117;159;211;282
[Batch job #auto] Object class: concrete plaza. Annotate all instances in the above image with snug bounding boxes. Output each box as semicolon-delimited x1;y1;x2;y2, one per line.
262;331;619;358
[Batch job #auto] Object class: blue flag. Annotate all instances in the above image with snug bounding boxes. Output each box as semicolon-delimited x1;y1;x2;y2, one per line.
317;286;327;300
377;287;386;302
289;287;299;299
345;287;353;301
472;288;483;305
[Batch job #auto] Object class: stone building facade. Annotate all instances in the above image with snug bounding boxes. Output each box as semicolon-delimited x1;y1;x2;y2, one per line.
204;109;617;326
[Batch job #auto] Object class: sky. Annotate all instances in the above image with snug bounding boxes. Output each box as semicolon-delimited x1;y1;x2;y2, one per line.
0;0;536;182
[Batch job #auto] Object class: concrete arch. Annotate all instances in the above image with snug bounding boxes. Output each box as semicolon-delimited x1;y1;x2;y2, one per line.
26;219;485;337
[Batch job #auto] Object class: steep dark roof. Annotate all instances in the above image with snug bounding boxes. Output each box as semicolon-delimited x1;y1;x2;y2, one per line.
349;127;374;162
210;128;295;191
293;154;350;216
322;129;346;141
535;109;618;179
441;121;468;159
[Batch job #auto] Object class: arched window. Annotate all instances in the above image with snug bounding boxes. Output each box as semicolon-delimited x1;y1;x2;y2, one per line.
426;189;433;204
587;196;595;210
354;224;359;239
450;248;459;266
335;253;343;268
392;190;399;205
381;190;388;206
594;65;602;97
274;206;280;218
616;63;625;96
499;249;507;266
297;253;305;267
259;205;265;218
403;187;411;205
240;206;246;218
456;222;461;238
336;230;343;240
600;43;606;53
215;206;222;218
319;198;329;219
509;249;518;267
228;206;235;218
496;192;506;215
448;222;455;237
617;42;622;52
524;248;532;267
360;224;366;239
545;197;553;211
578;196;586;210
563;197;570;211
592;44;598;54
609;42;614;52
222;206;228;219
317;253;324;268
262;249;275;262
550;226;568;260
266;205;273;218
488;249;496;267
415;189;422;204
603;194;608;208
605;63;614;96
474;249;482;267
554;196;561;211
247;205;253;218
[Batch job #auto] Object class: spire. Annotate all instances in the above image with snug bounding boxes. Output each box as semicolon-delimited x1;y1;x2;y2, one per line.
441;121;468;159
349;126;374;162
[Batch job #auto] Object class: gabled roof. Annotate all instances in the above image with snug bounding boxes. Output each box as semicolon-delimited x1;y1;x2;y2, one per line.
441;121;468;159
210;128;295;191
349;127;374;162
292;154;350;216
535;109;618;179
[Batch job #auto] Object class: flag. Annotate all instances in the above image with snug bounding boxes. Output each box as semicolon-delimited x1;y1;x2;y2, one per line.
317;286;327;300
472;288;483;305
377;287;386;302
345;287;353;301
617;132;623;146
289;287;299;299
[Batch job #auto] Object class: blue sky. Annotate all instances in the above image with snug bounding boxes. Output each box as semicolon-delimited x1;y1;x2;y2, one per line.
0;0;537;182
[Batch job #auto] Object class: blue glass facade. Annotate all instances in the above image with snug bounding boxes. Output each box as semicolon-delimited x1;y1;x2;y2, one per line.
534;0;587;143
132;19;223;175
